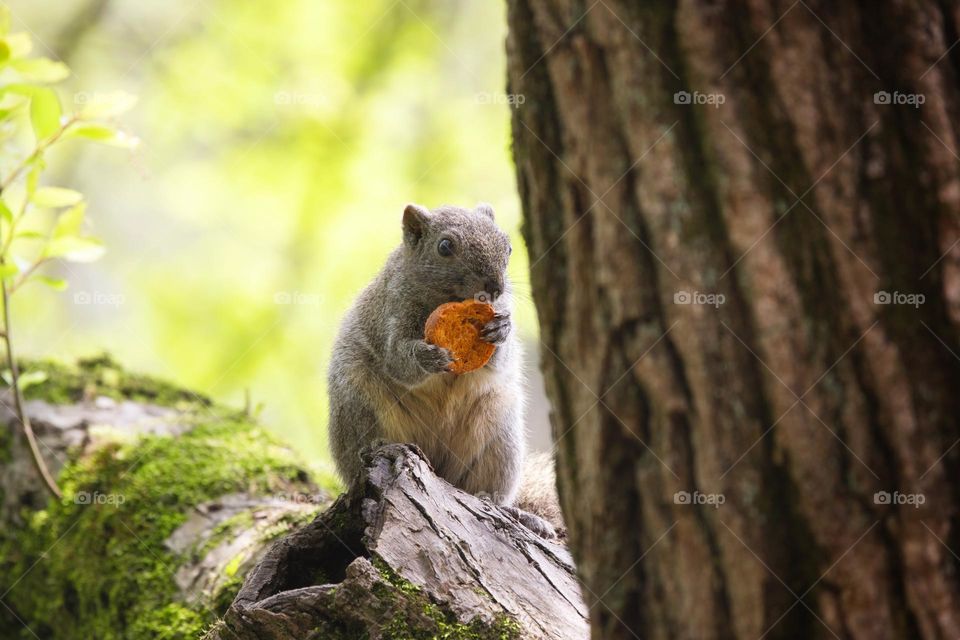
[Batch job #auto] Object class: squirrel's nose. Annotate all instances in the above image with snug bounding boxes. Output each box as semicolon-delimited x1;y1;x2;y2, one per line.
483;279;503;301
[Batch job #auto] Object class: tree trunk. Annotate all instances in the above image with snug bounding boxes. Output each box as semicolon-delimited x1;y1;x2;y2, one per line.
506;2;960;639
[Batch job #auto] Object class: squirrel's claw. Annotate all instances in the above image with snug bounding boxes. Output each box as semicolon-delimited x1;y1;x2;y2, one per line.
416;342;454;375
501;505;557;539
480;313;511;345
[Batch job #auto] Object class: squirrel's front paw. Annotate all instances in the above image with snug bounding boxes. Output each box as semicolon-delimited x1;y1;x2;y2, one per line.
415;341;453;374
480;312;511;345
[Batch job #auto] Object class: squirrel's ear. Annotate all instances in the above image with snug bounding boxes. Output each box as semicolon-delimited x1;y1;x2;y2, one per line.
475;202;495;220
402;203;430;247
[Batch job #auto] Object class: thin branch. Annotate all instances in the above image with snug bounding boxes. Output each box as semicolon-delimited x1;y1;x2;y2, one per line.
8;258;48;294
1;115;78;193
1;264;61;498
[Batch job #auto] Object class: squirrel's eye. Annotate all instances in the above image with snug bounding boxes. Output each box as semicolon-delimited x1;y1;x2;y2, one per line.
437;238;454;257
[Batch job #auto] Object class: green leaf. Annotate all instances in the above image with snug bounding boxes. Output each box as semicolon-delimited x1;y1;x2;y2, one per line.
76;90;137;119
52;203;85;238
65;122;113;141
0;262;18;278
66;122;139;148
16;370;47;391
32;186;82;208
0;199;11;225
0;41;10;65
10;58;69;83
14;230;45;240
0;97;22;113
29;88;61;140
34;275;67;291
4;34;31;58
44;235;104;262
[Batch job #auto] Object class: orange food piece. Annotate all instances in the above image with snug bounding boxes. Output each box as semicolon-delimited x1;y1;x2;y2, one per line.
424;300;496;374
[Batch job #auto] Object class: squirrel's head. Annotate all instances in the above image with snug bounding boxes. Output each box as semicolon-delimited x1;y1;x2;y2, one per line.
401;203;512;304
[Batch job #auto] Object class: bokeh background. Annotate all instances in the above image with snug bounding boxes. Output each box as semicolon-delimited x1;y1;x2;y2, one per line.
7;0;550;472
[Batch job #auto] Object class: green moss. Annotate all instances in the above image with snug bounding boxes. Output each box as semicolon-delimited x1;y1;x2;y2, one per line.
19;354;209;408
372;558;522;640
128;604;206;640
0;358;325;640
210;575;245;616
258;507;322;544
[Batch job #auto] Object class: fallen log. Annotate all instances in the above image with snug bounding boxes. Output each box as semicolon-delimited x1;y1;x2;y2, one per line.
0;357;333;640
208;444;590;640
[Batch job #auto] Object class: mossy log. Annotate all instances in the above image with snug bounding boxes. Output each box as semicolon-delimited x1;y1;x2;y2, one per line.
0;358;587;639
0;357;334;639
207;443;589;640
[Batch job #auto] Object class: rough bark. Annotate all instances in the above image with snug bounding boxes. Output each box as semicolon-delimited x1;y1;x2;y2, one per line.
507;1;960;639
209;443;589;640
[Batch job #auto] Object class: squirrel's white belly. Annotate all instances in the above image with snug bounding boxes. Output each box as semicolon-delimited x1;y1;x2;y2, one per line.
376;368;505;481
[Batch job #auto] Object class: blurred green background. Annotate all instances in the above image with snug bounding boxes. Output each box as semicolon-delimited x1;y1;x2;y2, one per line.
6;0;547;472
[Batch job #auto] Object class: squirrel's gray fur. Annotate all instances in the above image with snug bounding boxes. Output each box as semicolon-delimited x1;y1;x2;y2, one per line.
328;203;562;538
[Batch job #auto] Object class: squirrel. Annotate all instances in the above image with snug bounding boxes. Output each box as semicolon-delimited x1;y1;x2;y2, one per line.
327;202;562;538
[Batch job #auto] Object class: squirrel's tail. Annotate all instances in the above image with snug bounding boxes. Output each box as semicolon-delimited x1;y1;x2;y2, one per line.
515;451;566;537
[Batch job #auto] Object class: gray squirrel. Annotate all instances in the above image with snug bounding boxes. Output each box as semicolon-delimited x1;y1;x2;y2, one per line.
327;202;562;538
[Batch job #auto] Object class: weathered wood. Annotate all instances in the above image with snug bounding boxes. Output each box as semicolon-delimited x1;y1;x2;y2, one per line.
210;444;589;640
